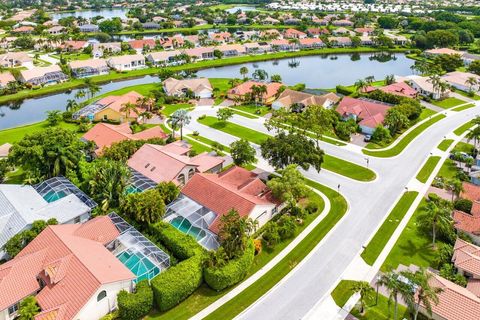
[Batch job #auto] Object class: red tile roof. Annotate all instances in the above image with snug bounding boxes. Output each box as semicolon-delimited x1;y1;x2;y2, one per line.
228;81;283;100
0;217;134;320
453;183;480;235
96;91;147;118
364;82;418;99
83;123;167;155
181;166;276;233
128;39;156;50
336;97;391;129
453;239;480;278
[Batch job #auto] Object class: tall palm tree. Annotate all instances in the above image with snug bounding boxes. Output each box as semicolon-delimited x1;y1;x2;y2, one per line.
467;126;480;149
466;76;478;93
445;178;463;202
365;75;375;85
351;281;374;314
354;79;368;93
136;96;154;112
402;268;442;320
170;109;191;140
74;89;86;100
376;272;412;320
428;74;441;98
385;74;395;85
120;102;139;121
240;66;249;80
417;201;452;247
65;99;78;112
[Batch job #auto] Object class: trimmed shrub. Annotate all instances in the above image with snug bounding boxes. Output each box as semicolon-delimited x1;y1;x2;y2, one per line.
147;222;204;260
204;240;255;291
335;85;354;96
117;280;153;320
151;254;204;311
454;198;473;214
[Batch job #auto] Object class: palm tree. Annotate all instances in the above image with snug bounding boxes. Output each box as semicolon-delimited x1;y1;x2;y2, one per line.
365;75;375;85
170;109;191;140
445;178;463;202
139;111;153;123
351;281;374;314
84;78;100;99
417;201;452;247
428;74;441;98
240;66;249;80
120;102;139;121
385;74;395;85
252;69;268;81
65;99;78;112
74;89;86;100
467;126;480;149
402;268;442;320
376;272;412;320
466;76;478;93
354;79;368;93
136;96;154;112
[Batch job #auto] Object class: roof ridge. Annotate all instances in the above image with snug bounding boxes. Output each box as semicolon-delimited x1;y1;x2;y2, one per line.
199;173;258;206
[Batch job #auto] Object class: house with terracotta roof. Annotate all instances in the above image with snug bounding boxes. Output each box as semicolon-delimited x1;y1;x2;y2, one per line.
163;77;213;98
107;54;146;71
215;44;247;57
128;141;224;188
0;212;170;320
270;39;296;51
336;97;391;135
165;166;281;250
354;27;375;36
227;81;283;105
328;37;353;47
12;26;34;34
0;72;16;88
89;91;149;123
208;32;231;43
453;239;480;282
284;28;307;39
409;76;450;100
306;27;329;38
425;48;463;57
363;81;418;99
69;59;109;78
0;176;96;260
59;40;88;52
453;182;480;244
272;89;340;111
47;25;65;35
332;19;354;27
128;39;157;54
0;52;33;69
298;38;324;49
83;123;167;155
19;65;68;86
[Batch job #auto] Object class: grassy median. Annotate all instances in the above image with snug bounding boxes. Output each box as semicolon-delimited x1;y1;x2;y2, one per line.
437;139;454;151
198;116;376;181
416;156;441;183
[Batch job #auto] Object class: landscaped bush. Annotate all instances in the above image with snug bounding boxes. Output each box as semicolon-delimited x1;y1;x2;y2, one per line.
335;85;355;96
146;222;204;260
204;240;255;291
454;198;473;214
117;280;153;320
151;254;204;311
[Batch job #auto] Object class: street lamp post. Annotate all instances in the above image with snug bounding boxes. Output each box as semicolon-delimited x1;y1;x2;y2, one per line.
364;157;369;168
337;184;341;194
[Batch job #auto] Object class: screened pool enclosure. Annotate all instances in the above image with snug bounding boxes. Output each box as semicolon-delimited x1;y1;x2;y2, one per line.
165;195;220;250
34;176;97;209
107;213;170;282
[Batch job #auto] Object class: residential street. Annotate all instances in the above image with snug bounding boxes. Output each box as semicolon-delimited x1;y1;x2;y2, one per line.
185;104;480;320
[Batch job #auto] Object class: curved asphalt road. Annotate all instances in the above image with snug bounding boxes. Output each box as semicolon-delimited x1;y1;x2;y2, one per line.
185;105;480;320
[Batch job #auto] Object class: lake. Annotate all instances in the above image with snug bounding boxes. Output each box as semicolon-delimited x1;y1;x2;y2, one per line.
0;53;413;130
51;8;129;20
197;52;413;88
225;6;258;13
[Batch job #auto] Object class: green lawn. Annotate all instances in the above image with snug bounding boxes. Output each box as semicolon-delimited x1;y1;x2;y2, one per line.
453;121;473;136
382;198;443;272
437;139;454;151
229;109;259;119
202;180;347;320
0;121;79;145
186;134;231;152
453;89;480;101
147;181;339;320
363;115;447;158
331;280;409;320
437;159;460;180
163;104;193;116
452;141;474;154
198;116;375;181
365;108;436;150
431;97;466;109
452;103;475;112
361;192;418;266
416;156;441;183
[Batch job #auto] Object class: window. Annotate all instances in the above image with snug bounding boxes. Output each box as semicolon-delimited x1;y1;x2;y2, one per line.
188;168;195;179
74;216;81;224
177;174;185;186
97;290;107;302
8;303;19;316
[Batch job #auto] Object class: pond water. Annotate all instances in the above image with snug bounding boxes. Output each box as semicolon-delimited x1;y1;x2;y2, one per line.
0;76;160;130
225;6;258;13
197;52;413;88
0;53;413;130
50;8;129;20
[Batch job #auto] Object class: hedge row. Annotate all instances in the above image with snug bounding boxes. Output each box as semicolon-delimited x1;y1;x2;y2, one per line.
117;280;153;320
335;85;355;96
151;254;204;311
147;222;204;260
204;240;255;291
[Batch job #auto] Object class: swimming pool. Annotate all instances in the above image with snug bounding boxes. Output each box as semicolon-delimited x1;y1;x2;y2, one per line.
42;190;67;203
170;216;206;240
117;250;160;282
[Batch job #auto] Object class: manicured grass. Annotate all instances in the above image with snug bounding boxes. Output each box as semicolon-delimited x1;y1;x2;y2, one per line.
331;280;357;307
453;103;475;112
437;159;459;180
363;115;447;158
0;121;79;145
452;141;474;154
147;181;333;320
4;168;26;184
416;156;441;183
361;192;418;266
437;139;454;151
453;89;480;101
184;137;212;154
229;109;259;119
198;116;375;181
364;108;436;150
163;104;193;116
202;180;347;320
453;121;473;136
186;134;231;152
431;97;466;109
382;198;444;272
0;47;408;105
233;104;270;117
331;280;409;320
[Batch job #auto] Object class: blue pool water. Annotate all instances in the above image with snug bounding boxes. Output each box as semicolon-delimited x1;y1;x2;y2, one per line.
117;251;160;282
